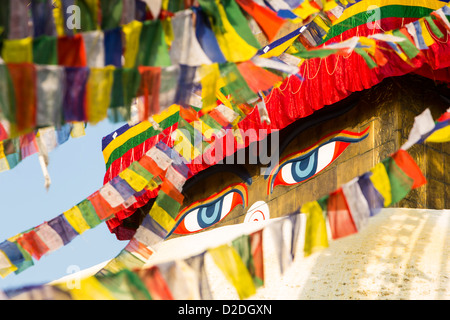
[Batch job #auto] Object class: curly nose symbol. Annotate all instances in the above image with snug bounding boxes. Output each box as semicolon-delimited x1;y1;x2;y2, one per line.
244;201;270;223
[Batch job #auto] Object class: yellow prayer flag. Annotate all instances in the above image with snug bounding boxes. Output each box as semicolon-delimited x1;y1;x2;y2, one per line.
2;37;33;63
370;162;392;207
64;206;91;235
52;0;65;36
426;126;450;143
146;179;159;191
200;64;221;113
302;201;329;257
420;19;436;47
122;20;143;68
70;122;86;138
86;66;115;124
150;203;176;232
208;244;256;300
358;37;377;56
119;168;149;192
213;1;258;62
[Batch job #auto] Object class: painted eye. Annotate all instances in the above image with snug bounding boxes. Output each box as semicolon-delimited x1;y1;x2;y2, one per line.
173;184;247;235
278;141;335;185
267;127;370;194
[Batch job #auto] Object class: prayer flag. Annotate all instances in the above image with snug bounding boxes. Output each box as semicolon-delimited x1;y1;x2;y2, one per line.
6;63;37;135
137;266;174;300
381;156;414;205
2;38;33;63
16;231;50;261
47;215;78;246
136;19;172;67
31;0;56;37
326;188;358;240
57;34;87;67
185;252;213;300
169;10;212;66
357;172;384;217
104;28;123;67
63;206;91;235
392;149;427;189
82;30;105;68
86;66;115;124
34;222;64;253
342;178;371;231
122;20;143;68
208;244;256;300
62;67;89;122
302;201;329;256
192;6;227;63
369;162;392;207
36;65;64;128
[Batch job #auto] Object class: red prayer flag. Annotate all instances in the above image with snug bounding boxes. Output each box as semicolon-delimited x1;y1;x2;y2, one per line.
88;190;121;221
16;230;50;260
250;229;264;286
139;155;164;178
57;34;87;67
137;66;161;121
391;149;427;189
235;0;286;42
137;266;174;300
6;63;37;134
326;188;358;240
236;60;283;93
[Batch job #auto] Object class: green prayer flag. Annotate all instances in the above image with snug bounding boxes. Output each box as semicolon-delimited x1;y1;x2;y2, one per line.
355;48;378;69
156;191;181;219
129;161;154;182
76;0;97;32
219;62;257;105
232;235;263;288
222;0;260;49
392;29;420;59
294;48;339;59
33;36;58;65
0;64;15;124
77;199;102;227
136;20;171;67
100;0;123;30
198;0;224;31
425;16;444;38
382;157;414;205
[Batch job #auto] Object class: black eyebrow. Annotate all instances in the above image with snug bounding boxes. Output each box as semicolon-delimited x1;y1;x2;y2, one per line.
182;164;252;192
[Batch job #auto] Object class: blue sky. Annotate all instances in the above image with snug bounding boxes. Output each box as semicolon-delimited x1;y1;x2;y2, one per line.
0;120;129;291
